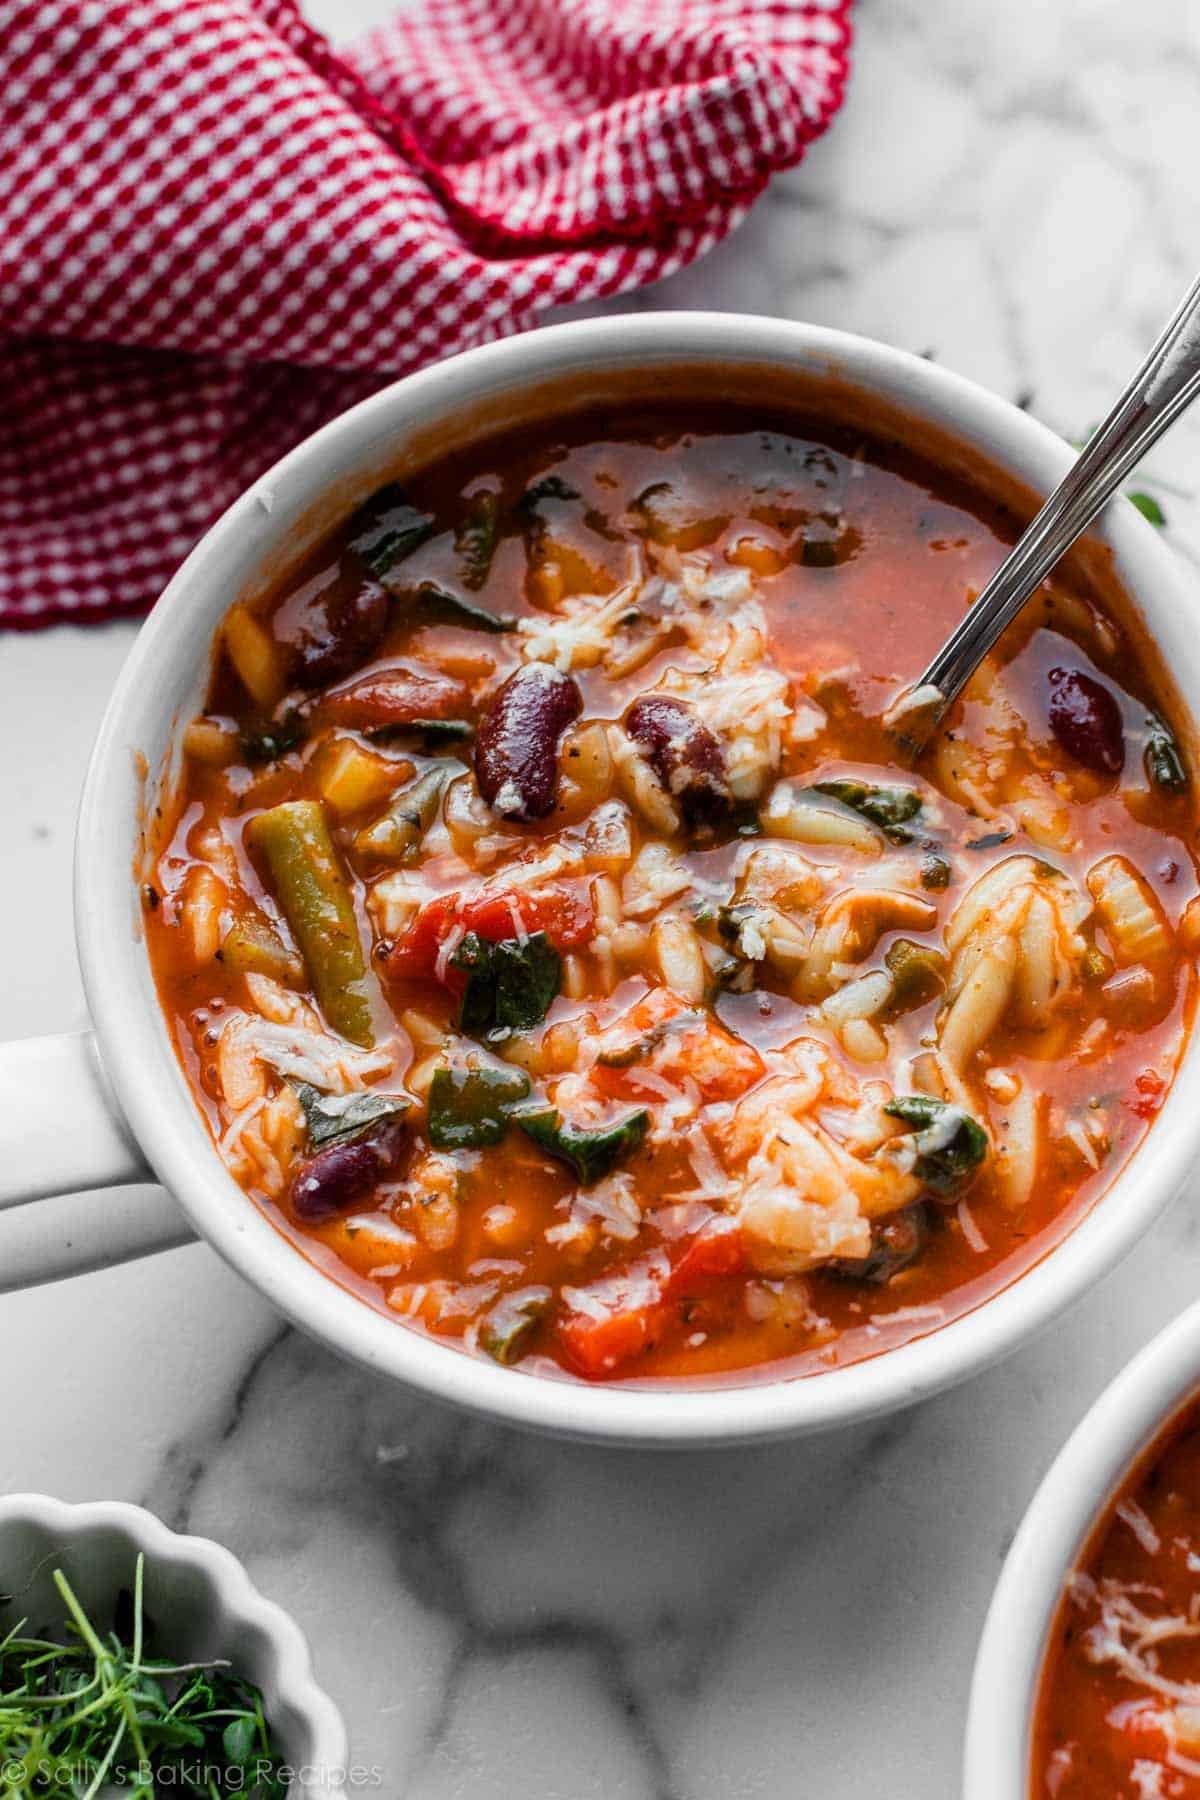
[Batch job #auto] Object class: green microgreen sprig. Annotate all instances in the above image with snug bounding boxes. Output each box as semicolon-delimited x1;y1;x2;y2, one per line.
0;1555;286;1799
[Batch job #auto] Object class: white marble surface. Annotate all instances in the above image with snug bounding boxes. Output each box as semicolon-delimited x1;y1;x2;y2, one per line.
6;0;1200;1792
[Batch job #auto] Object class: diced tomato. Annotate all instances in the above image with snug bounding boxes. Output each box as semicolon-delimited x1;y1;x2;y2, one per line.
1131;1067;1167;1119
558;1306;658;1379
664;1220;745;1298
316;662;470;729
557;1223;744;1379
385;884;593;982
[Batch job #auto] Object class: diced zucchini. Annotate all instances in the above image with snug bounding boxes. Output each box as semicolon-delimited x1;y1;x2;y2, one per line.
312;739;408;817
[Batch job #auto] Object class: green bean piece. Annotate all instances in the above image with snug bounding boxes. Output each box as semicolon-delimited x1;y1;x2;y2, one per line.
480;1286;553;1364
247;799;374;1046
354;767;447;865
219;911;304;986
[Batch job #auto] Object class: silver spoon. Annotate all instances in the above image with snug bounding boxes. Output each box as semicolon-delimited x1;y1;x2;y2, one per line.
887;268;1200;749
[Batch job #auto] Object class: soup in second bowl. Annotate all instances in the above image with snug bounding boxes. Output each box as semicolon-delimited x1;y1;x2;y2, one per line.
143;401;1198;1382
1035;1394;1200;1796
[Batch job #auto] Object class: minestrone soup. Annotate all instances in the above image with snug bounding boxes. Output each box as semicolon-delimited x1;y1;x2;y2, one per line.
1035;1395;1200;1796
144;403;1198;1383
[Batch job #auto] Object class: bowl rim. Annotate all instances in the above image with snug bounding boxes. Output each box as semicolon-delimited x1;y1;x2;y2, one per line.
76;308;1200;1446
963;1299;1200;1796
0;1491;348;1791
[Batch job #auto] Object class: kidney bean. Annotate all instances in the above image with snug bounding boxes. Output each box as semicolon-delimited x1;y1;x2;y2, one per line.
475;662;582;821
289;1118;408;1223
831;1203;931;1285
625;693;733;827
288;568;389;689
315;662;471;731
1047;666;1125;775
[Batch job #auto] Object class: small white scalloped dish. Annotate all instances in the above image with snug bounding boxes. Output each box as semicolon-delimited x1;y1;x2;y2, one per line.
0;1494;347;1798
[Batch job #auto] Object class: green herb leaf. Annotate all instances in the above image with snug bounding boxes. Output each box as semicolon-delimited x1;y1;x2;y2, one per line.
1145;715;1188;793
884;1094;988;1195
480;1286;553;1364
920;847;952;890
239;711;304;764
518;1106;649;1185
346;483;435;576
1128;490;1167;527
811;778;923;843
295;1084;410;1149
428;1065;532;1150
223;1714;258;1766
455;490;501;588
449;930;561;1038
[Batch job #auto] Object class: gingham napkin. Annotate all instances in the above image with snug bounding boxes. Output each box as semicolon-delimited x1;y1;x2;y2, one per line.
0;0;852;628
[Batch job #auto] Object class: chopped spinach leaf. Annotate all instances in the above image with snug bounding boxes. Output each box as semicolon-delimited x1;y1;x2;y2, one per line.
455;489;500;588
368;716;473;745
480;1286;553;1364
884;1094;987;1195
1145;715;1188;792
450;929;561;1038
920;847;952;890
811;778;923;843
395;580;512;633
295;1083;410;1149
428;1065;532;1150
884;938;947;1012
346;483;435;577
239;710;304;763
518;1106;649;1185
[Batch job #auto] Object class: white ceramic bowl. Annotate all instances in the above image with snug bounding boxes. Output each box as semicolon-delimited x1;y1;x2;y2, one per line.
2;311;1198;1446
964;1300;1200;1796
0;1493;347;1796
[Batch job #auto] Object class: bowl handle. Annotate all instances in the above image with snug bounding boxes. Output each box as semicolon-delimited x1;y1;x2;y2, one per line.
0;1031;196;1290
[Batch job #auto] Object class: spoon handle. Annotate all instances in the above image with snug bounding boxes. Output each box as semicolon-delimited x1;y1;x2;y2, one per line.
912;267;1200;719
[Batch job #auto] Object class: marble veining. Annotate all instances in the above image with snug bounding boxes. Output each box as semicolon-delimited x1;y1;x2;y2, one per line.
7;0;1200;1792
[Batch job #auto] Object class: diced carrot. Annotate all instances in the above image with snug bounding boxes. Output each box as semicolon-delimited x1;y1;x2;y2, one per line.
557;1225;744;1380
559;1307;657;1378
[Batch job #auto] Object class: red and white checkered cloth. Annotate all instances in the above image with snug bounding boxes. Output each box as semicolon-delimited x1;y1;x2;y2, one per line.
0;0;852;629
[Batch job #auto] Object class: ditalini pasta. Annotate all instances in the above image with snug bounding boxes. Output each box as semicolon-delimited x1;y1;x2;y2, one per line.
144;404;1198;1382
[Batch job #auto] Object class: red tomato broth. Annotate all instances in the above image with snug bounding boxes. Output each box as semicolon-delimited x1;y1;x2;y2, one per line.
145;402;1199;1386
1034;1395;1200;1796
